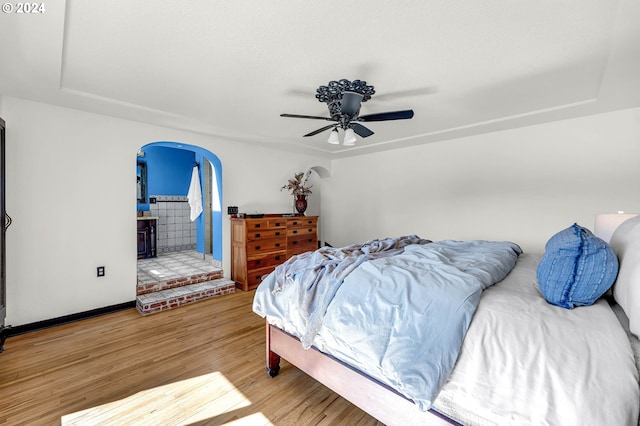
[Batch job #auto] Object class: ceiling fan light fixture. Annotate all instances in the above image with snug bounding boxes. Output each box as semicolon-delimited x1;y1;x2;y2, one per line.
343;128;357;146
327;128;340;144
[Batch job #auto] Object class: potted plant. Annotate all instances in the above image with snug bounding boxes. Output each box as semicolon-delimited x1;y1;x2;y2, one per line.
281;171;312;215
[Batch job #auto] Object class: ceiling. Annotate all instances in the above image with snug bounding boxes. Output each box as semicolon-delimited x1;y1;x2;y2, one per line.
1;0;639;158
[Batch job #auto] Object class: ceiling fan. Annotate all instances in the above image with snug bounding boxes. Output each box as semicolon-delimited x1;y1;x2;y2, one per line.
281;79;414;146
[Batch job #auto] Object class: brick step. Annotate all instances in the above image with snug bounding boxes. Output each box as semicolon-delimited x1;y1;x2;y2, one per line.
137;269;224;296
136;278;235;315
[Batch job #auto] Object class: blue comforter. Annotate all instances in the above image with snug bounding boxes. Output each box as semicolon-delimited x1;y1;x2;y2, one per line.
253;237;521;410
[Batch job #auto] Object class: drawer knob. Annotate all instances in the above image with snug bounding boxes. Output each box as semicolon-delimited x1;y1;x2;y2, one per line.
292;230;298;234
254;224;261;228
275;255;281;260
255;245;261;250
255;260;261;265
255;233;261;238
275;231;281;236
292;241;298;245
275;243;280;247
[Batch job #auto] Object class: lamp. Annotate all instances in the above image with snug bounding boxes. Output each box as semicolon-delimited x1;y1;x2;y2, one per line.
343;128;357;146
594;212;639;243
327;128;340;144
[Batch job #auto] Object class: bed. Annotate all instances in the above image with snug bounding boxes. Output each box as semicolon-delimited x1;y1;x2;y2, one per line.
252;218;640;425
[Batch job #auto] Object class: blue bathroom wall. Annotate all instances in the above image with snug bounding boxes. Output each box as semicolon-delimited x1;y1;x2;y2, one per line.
137;146;195;211
147;146;195;196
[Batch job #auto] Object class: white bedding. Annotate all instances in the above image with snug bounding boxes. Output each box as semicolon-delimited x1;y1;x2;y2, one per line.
434;253;640;425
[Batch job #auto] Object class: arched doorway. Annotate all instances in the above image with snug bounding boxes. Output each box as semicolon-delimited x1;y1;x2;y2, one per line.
137;141;222;263
134;141;233;315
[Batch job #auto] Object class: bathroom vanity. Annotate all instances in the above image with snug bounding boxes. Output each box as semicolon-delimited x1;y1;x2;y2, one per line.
137;217;158;259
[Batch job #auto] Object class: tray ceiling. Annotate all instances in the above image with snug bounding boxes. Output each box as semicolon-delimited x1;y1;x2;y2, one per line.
1;0;639;158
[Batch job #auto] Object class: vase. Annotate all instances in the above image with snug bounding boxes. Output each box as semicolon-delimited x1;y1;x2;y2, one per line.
294;195;308;215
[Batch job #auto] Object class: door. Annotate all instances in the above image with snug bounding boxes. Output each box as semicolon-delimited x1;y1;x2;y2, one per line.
0;117;6;349
203;159;212;256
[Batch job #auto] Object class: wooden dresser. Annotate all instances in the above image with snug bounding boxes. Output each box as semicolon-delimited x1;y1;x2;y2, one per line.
231;215;318;291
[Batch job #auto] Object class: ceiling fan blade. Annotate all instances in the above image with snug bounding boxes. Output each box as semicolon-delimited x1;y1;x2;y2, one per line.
304;124;335;137
340;91;364;116
351;123;374;138
358;110;414;122
281;113;333;121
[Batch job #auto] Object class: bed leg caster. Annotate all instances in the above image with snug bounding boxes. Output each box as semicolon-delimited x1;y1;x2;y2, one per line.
266;365;280;378
266;324;282;378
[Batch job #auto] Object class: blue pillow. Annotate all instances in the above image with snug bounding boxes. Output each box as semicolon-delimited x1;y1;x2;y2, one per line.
536;223;618;309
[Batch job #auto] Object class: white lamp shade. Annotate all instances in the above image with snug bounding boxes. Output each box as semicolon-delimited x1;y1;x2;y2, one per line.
327;129;340;144
343;128;357;146
594;213;639;243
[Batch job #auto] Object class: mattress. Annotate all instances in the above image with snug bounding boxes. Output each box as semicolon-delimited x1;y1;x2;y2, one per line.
433;253;640;425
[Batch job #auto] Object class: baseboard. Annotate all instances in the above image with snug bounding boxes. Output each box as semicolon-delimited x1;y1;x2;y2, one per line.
2;301;136;338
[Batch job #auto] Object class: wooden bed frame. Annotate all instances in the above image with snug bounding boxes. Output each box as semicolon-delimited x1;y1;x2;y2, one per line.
265;322;459;426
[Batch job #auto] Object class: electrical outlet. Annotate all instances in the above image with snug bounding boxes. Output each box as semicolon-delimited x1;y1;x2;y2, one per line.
97;266;105;277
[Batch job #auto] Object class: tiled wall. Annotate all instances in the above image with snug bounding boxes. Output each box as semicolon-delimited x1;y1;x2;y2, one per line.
149;195;196;254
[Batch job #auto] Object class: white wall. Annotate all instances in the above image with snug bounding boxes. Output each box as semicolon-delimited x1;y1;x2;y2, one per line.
2;96;327;326
4;96;639;326
321;108;640;253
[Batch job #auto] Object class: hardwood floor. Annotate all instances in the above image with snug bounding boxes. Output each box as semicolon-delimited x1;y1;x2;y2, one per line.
0;290;383;426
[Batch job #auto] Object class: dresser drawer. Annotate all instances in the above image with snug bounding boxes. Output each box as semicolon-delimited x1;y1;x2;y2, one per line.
286;226;316;237
246;237;286;255
266;217;288;228
288;234;317;254
245;218;287;231
246;251;286;268
288;247;315;258
246;228;286;242
287;217;317;228
246;266;276;289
